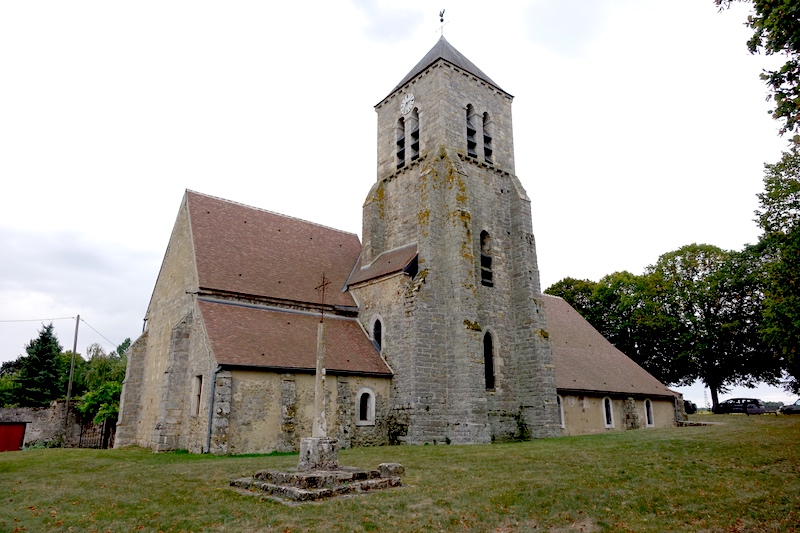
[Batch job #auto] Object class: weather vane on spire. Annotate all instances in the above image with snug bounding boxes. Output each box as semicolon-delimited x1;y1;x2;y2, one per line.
437;9;447;37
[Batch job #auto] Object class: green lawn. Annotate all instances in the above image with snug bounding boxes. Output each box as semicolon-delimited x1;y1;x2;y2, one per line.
1;414;798;532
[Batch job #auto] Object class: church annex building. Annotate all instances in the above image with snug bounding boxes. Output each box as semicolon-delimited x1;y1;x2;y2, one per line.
116;37;683;454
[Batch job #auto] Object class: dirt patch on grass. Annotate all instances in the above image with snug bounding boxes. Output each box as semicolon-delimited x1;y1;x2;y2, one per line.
549;517;599;532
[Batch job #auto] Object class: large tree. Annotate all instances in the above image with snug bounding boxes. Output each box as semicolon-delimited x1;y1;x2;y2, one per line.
647;244;779;408
76;339;130;424
716;0;800;137
757;149;800;391
546;244;781;410
15;324;65;406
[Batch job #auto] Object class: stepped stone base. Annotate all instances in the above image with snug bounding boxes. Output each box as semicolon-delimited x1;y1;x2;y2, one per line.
231;463;404;502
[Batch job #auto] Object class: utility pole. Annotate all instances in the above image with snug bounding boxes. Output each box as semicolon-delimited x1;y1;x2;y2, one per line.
63;314;79;446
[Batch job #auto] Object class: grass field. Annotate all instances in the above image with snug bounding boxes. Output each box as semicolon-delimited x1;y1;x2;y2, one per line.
1;414;798;532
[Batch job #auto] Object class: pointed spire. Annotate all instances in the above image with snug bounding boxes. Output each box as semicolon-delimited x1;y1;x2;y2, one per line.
388;36;507;97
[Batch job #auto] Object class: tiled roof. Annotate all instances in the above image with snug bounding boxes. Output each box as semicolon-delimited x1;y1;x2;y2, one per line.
386;36;507;98
543;295;675;398
198;299;392;376
346;243;418;286
186;191;360;307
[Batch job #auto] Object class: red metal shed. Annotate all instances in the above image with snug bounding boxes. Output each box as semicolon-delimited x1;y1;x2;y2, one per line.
0;422;28;452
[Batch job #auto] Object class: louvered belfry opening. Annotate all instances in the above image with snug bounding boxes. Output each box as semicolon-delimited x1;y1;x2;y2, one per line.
466;104;478;158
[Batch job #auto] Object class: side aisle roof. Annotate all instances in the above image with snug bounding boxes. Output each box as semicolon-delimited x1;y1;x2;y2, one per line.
544;295;676;398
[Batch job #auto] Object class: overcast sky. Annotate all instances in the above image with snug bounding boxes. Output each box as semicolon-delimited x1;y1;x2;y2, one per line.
0;1;793;406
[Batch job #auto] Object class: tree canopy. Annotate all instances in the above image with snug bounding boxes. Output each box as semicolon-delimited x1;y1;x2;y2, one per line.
546;243;782;410
15;324;67;407
716;0;800;137
757;149;800;392
0;328;130;421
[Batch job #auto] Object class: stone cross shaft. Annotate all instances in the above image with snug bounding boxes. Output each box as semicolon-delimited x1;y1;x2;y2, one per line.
313;320;327;438
312;274;331;438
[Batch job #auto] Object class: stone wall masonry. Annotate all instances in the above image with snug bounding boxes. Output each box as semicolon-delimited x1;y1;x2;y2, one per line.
278;375;298;452
559;395;677;436
623;398;641;430
114;331;148;447
335;378;352;448
151;311;193;452
116;197;199;450
209;370;231;454
0;401;82;447
219;370;390;455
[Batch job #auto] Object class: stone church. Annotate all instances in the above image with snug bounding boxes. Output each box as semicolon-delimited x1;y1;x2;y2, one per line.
116;37;681;454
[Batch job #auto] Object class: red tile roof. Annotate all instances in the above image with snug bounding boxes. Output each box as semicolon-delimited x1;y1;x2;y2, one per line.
346;243;418;286
186;191;360;307
198;299;391;375
543;295;675;398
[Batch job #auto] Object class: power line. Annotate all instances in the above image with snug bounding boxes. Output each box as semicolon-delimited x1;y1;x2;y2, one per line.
79;318;119;348
1;316;122;351
0;317;75;323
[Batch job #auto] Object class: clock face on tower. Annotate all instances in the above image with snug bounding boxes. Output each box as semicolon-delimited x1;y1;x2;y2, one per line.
400;93;415;115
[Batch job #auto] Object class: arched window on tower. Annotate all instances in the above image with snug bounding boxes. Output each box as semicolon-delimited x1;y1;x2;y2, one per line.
483;332;495;390
482;112;493;164
396;118;406;169
408;108;420;162
466;105;478;158
373;319;382;352
480;231;493;287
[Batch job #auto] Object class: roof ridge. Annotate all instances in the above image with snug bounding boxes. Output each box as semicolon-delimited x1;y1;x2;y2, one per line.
185;189;359;238
358;241;418;271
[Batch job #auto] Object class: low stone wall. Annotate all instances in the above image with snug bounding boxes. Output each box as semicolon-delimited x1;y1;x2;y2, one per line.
0;401;82;447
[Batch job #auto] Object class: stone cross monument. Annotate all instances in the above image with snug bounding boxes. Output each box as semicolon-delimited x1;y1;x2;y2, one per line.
297;274;339;471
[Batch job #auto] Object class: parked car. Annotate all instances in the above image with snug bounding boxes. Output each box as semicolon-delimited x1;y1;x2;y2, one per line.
713;398;766;415
778;398;800;414
683;400;698;414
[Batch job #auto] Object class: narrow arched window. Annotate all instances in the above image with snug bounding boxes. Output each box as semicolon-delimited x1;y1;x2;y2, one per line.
373;319;382;351
396;118;406;169
360;393;370;421
603;397;614;428
409;108;420;162
482;112;493;163
557;395;565;428
483;332;495;390
466;105;478;158
356;388;376;426
645;399;654;427
480;230;493;287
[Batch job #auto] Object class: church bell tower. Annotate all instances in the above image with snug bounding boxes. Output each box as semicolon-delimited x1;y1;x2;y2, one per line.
347;36;561;444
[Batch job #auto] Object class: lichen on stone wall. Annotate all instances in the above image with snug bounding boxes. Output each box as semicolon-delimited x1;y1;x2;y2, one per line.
535;329;549;340
374;182;386;219
405;268;427;297
463;319;482;332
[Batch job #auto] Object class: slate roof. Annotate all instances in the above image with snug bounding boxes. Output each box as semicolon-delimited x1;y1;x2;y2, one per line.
543;295;676;398
186;191;360;308
387;36;508;98
198;298;391;376
346;243;418;286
